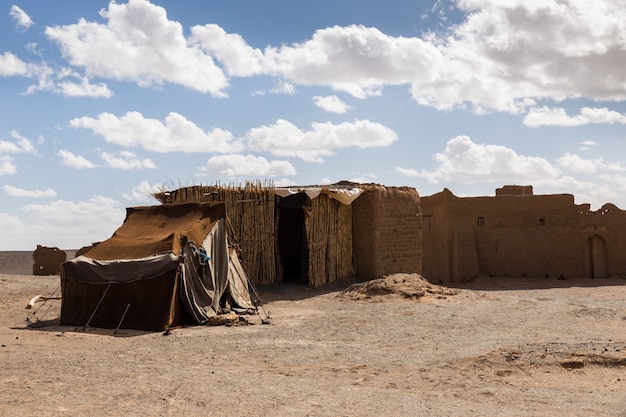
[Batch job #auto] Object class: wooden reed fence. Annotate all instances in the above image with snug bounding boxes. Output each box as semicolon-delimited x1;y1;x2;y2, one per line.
305;193;354;286
163;182;277;284
156;182;359;286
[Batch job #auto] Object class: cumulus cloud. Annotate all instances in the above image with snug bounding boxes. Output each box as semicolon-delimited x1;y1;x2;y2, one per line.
268;24;439;99
45;0;228;96
3;185;56;198
10;5;33;30
5;196;126;249
201;154;297;178
558;152;626;174
0;52;29;76
314;95;353;113
189;23;267;77
0;52;111;97
418;0;626;112
58;150;97;169
524;106;626;127
0;131;35;155
57;76;113;98
123;180;164;202
418;135;560;184
8;0;622;112
0;156;18;175
70;111;243;153
100;151;155;170
395;166;420;177
245;118;398;162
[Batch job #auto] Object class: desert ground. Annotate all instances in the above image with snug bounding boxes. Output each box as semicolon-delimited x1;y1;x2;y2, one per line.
1;251;626;416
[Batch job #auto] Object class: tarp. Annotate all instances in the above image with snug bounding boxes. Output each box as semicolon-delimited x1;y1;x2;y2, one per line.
60;202;255;331
274;186;363;205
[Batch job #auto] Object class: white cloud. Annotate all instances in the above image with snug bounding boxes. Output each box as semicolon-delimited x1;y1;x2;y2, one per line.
419;135;560;184
245;118;398;162
274;178;297;187
58;150;97;169
421;0;626;112
10;5;34;30
0;132;36;173
0;52;29;76
4;0;623;112
524;107;626;127
267;24;440;99
558;152;626;174
16;0;622;112
3;185;56;198
0;156;17;175
313;95;353;113
0;52;111;98
0;196;125;249
70;111;243;153
189;23;267;77
557;153;599;174
57;76;113;98
123;180;164;202
8;130;36;153
45;0;228;96
100;151;156;170
395;166;420;177
269;81;296;95
4;196;126;249
201;154;296;177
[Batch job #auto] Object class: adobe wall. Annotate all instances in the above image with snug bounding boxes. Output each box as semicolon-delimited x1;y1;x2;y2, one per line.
33;245;66;275
422;187;626;284
352;185;422;281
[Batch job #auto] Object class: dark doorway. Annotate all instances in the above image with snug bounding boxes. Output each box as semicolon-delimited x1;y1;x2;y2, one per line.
277;193;309;284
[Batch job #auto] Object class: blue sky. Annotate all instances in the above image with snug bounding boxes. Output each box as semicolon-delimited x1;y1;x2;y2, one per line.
1;0;626;250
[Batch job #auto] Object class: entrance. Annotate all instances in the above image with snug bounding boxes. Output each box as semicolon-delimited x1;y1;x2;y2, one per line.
276;193;309;284
585;234;607;278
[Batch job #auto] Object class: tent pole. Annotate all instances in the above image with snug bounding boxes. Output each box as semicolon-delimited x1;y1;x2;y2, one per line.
114;303;131;334
84;281;112;329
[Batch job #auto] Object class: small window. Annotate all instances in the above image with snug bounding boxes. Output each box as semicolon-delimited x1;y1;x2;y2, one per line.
477;216;485;226
539;217;545;226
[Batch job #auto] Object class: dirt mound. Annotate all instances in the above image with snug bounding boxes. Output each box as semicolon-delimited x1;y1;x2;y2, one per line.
341;273;458;301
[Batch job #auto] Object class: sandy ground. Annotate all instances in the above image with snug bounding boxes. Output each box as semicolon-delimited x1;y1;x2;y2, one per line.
2;251;626;416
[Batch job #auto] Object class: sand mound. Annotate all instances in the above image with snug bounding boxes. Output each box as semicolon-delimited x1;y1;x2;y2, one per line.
341;273;458;301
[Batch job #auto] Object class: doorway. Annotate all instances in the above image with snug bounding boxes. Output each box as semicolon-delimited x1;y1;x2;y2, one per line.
585;234;607;278
276;193;309;284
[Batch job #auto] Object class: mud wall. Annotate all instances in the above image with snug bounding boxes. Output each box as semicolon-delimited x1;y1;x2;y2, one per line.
352;185;422;281
422;187;626;283
33;245;66;275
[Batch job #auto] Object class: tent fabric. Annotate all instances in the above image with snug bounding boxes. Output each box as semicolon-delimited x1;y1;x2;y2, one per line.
178;219;230;323
274;186;363;205
60;202;254;331
62;252;181;284
227;247;256;310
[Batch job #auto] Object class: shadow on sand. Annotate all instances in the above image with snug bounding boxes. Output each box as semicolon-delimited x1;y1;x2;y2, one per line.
449;275;626;291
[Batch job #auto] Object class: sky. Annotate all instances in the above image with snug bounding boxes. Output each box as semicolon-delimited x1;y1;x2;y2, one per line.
1;0;626;250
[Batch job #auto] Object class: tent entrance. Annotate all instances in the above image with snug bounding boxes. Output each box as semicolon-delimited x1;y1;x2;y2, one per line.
277;193;309;284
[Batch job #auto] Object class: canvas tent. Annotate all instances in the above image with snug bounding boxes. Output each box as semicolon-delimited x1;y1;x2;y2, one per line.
60;202;255;331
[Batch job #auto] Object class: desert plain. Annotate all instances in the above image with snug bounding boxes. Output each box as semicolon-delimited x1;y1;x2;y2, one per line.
1;251;626;416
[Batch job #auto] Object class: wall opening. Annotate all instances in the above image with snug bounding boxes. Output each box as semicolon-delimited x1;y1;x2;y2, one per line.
585;234;607;278
276;193;309;284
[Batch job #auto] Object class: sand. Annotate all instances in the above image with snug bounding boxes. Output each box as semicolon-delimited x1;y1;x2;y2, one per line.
1;251;626;416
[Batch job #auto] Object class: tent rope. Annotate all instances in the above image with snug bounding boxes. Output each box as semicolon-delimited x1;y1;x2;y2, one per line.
28;285;61;324
85;281;112;329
